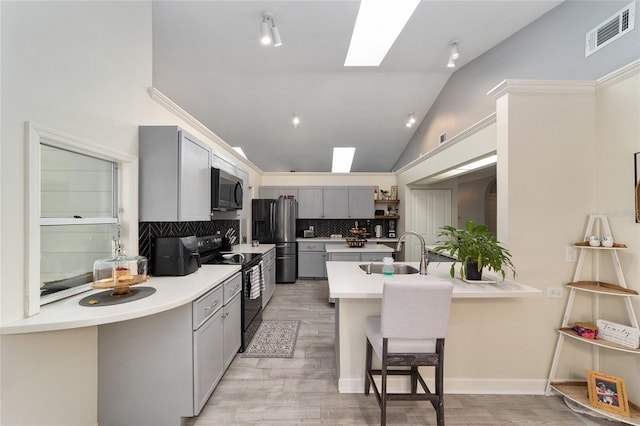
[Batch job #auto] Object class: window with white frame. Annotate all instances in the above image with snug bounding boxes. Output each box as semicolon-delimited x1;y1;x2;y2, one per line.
39;144;118;304
27;122;137;315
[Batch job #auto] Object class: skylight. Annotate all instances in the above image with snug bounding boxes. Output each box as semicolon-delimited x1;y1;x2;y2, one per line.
233;147;247;159
344;0;421;66
332;147;356;173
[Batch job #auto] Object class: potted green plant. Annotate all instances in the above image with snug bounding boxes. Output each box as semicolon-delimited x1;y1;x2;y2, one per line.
433;221;515;281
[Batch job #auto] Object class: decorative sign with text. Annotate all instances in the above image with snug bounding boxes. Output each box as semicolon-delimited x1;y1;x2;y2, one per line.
596;319;640;349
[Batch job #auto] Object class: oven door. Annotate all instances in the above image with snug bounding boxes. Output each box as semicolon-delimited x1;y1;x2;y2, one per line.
241;265;262;351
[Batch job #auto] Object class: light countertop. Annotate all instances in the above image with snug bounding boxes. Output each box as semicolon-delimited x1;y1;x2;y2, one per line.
297;237;398;243
230;243;276;254
1;265;241;335
327;261;541;299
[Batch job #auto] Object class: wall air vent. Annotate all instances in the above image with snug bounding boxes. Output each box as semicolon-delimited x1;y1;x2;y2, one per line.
585;1;635;57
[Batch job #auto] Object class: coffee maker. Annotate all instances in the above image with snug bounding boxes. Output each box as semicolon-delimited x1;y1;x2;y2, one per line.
388;221;396;238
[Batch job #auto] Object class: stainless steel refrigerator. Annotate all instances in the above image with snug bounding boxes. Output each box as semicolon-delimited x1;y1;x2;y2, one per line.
252;198;297;283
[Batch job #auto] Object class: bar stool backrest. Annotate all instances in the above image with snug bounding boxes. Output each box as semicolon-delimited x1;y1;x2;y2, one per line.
381;280;453;343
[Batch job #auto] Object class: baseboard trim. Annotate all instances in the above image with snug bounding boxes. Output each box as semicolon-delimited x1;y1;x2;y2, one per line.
339;377;547;395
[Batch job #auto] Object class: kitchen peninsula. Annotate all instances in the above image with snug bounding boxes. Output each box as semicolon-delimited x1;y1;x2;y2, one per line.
327;261;541;393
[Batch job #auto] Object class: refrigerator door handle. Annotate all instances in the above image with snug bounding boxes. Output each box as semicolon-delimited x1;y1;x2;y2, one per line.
270;202;276;240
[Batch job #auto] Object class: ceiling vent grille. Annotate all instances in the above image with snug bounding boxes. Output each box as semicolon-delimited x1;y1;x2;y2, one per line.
585;1;635;57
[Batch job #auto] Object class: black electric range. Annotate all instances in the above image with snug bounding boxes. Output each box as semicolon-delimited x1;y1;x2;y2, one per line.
197;235;263;352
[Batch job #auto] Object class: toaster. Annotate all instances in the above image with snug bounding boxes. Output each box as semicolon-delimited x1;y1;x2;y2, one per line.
303;230;316;238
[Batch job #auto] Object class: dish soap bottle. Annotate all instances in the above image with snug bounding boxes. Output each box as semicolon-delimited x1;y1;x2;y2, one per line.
382;257;394;276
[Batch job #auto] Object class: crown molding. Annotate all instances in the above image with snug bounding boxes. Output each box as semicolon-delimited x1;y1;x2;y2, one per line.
148;87;262;174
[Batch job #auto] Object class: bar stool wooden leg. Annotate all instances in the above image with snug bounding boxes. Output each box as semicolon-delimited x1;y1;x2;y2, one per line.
365;340;372;395
381;339;388;426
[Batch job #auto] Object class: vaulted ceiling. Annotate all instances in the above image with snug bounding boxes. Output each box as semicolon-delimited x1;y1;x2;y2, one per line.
152;1;562;173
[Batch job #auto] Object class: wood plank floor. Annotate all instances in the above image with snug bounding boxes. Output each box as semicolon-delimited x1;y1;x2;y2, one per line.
187;280;618;425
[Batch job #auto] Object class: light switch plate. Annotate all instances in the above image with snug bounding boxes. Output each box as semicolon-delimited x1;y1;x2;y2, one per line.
566;246;577;262
547;288;564;298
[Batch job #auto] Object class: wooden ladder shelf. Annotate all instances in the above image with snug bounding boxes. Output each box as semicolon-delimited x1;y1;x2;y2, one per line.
546;214;640;425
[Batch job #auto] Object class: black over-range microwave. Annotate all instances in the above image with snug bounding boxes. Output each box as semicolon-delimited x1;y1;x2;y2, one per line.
212;167;243;211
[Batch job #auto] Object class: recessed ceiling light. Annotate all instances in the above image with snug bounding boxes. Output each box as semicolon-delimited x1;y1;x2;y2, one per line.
344;0;421;66
332;147;356;173
292;114;300;128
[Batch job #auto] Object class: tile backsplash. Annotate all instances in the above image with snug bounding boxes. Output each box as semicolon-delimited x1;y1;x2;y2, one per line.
138;220;239;261
296;219;393;238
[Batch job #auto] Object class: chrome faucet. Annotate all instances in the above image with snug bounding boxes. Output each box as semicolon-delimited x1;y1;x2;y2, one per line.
395;231;429;275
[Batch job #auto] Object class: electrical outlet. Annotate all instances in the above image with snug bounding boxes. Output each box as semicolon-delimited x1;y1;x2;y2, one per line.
547;288;564;299
566;246;577;262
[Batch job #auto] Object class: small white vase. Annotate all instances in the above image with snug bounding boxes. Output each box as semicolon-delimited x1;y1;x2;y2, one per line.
601;235;614;248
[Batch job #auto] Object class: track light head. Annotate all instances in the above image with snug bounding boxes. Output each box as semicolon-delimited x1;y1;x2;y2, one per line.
261;12;282;47
447;56;455;68
406;113;416;127
447;40;460;68
272;25;282;47
260;18;271;45
450;41;460;60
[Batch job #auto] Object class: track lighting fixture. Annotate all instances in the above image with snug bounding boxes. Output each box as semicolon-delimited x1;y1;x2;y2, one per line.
405;113;416;128
447;41;459;68
261;12;282;47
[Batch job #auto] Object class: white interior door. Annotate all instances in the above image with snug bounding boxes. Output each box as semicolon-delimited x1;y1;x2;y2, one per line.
408;190;452;261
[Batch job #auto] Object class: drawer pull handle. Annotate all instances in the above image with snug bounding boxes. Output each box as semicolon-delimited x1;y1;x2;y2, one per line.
204;300;220;311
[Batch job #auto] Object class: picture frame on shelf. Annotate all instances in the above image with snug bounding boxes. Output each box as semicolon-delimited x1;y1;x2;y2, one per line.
390;185;397;200
587;370;630;417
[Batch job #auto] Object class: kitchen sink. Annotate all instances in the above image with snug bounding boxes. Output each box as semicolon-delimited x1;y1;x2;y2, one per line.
359;264;419;275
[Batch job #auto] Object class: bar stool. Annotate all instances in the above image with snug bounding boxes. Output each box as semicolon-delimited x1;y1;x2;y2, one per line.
364;280;454;426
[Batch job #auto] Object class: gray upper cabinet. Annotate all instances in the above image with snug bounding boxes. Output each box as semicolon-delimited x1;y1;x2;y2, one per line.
139;126;211;222
259;186;298;199
262;185;375;219
322;187;348;218
212;153;236;175
297;187;324;218
348;187;374;219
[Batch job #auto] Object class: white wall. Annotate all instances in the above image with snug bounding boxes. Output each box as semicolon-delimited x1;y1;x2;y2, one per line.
0;2;255;425
593;66;640;401
395;65;640;396
260;172;396;189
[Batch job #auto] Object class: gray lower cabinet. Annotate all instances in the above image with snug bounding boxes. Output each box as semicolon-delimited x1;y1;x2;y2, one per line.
139;126;212;222
327;252;360;262
98;272;241;426
327;251;392;262
263;248;276;308
298;242;326;278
